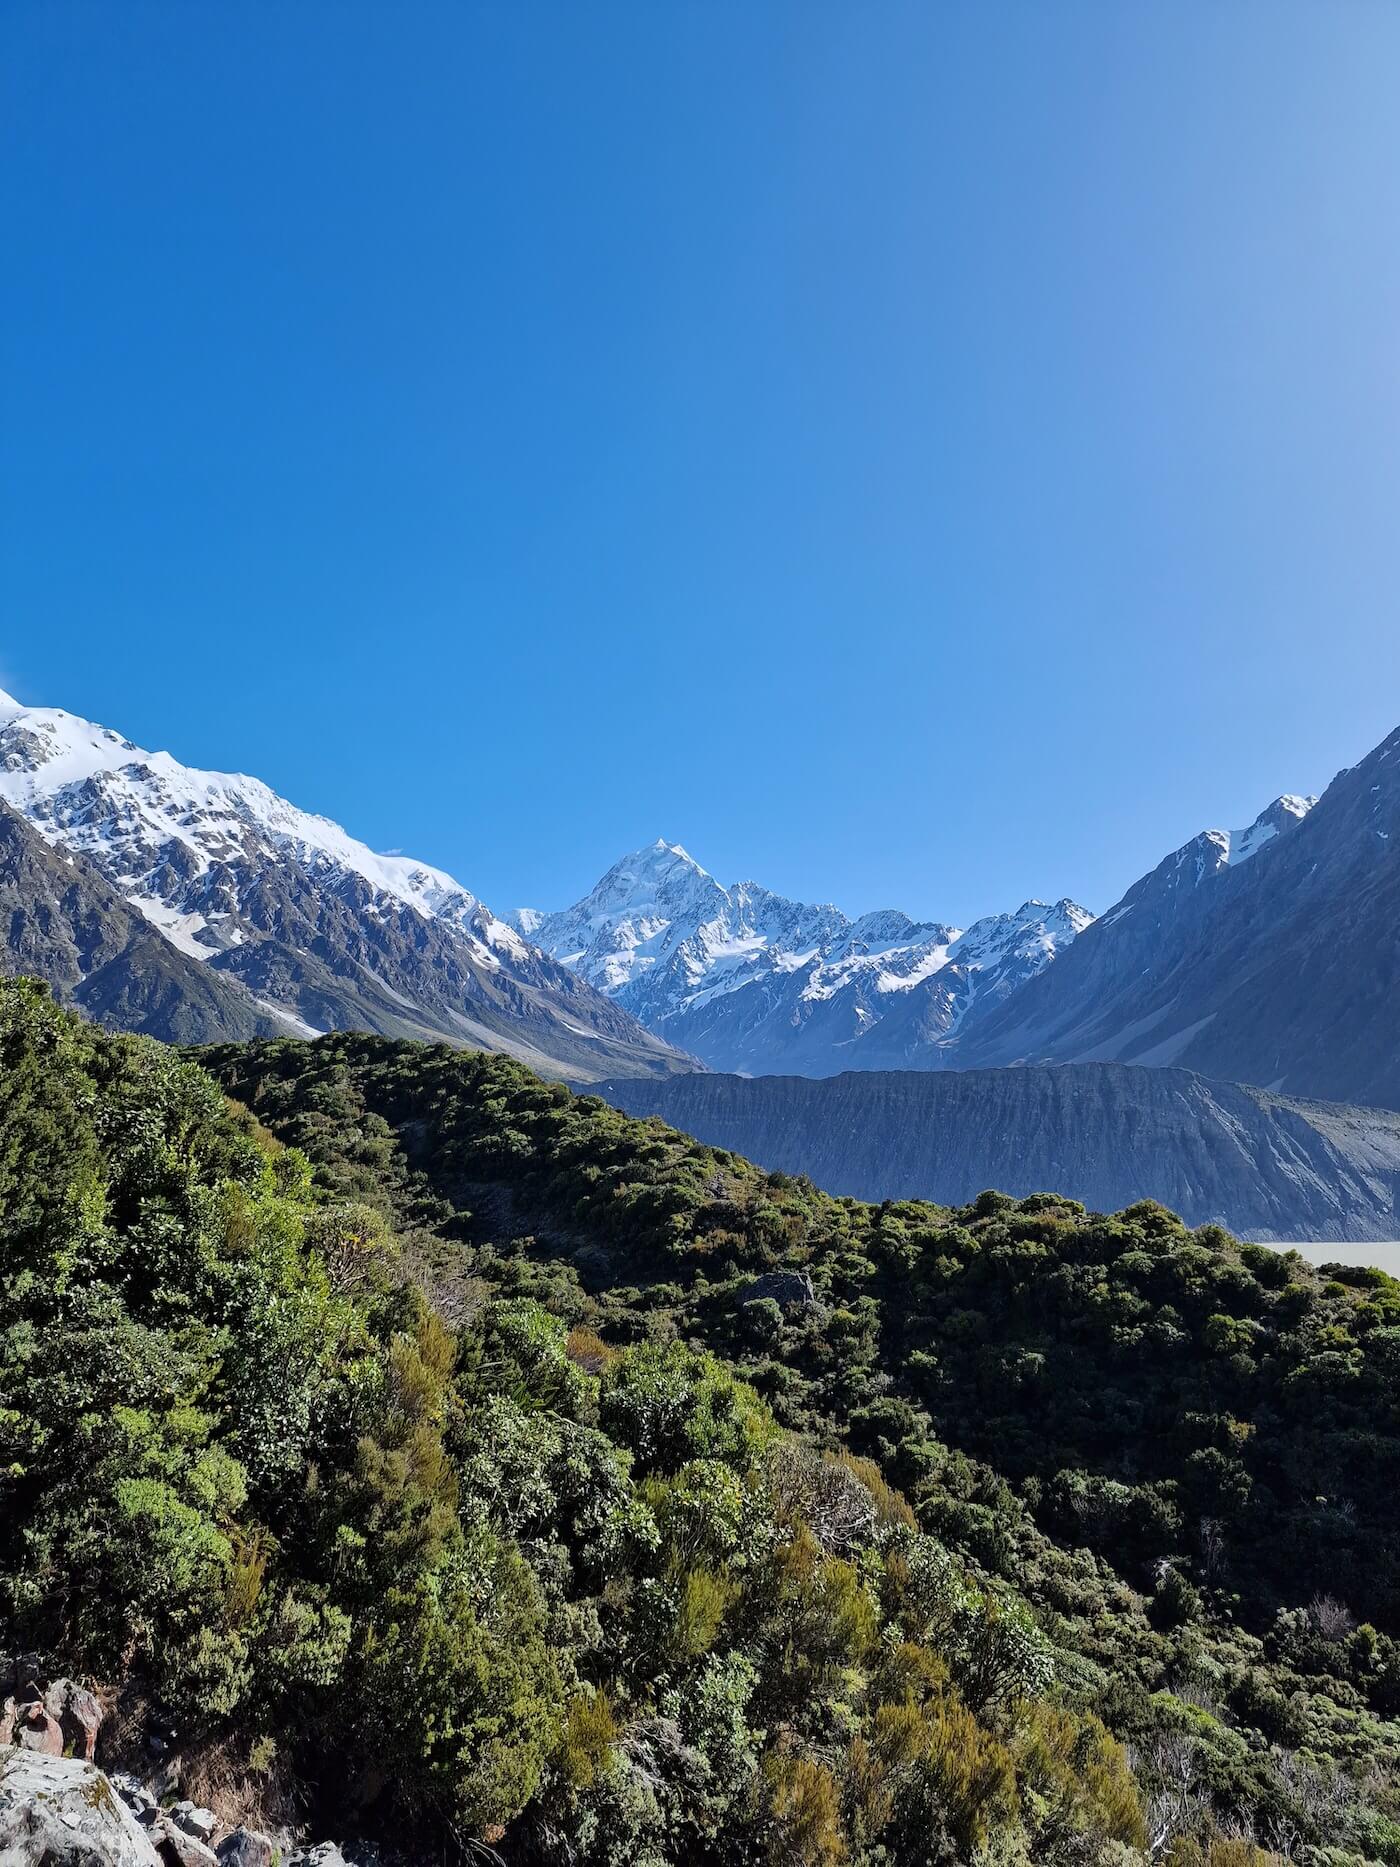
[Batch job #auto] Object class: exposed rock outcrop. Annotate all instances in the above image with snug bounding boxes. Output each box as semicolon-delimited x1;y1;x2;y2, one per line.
746;1269;823;1312
214;1830;274;1867
157;1827;219;1867
0;1646;375;1867
0;1749;160;1866
0;1676;102;1764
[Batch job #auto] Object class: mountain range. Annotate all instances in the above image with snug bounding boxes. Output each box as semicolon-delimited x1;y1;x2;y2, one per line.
519;731;1399;1113
511;838;1093;1074
0;689;688;1080
1;680;1396;1141
511;772;1389;1100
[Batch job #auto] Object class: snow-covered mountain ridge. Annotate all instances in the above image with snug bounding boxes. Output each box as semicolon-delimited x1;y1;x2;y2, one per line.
514;786;1321;1077
0;694;503;957
0;689;689;1080
511;839;1094;1075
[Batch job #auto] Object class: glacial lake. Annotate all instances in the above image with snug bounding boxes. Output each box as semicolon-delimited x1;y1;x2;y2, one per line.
1262;1241;1400;1277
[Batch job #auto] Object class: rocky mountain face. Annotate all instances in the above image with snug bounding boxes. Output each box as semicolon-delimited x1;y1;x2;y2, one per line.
956;733;1400;1109
0;801;281;1042
515;838;1092;1075
0;691;689;1079
593;1061;1400;1242
528;722;1399;1108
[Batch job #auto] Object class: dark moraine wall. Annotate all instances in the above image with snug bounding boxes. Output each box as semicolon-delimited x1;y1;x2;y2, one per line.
591;1062;1400;1242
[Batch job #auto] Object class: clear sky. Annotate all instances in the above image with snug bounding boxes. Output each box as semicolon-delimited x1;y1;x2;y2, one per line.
4;2;1400;925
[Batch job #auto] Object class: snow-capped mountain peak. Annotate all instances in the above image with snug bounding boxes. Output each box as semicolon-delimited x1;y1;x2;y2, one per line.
525;841;1094;1075
951;897;1095;966
947;727;1400;1106
1048;786;1322;946
0;699;488;954
1226;793;1318;866
0;692;690;1080
582;838;724;920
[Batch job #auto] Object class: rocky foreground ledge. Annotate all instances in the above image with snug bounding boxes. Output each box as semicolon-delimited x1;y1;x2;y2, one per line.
0;1748;363;1867
0;1662;366;1867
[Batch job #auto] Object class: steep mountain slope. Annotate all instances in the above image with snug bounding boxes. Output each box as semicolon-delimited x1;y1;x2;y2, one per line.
593;1061;1400;1240
0;690;690;1078
956;730;1400;1108
517;837;1091;1074
0;800;284;1040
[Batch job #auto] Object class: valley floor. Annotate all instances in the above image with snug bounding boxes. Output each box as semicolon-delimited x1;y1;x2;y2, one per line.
1267;1238;1400;1274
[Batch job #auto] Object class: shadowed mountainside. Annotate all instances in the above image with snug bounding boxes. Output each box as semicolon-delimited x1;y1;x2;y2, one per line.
592;1060;1400;1241
954;728;1400;1110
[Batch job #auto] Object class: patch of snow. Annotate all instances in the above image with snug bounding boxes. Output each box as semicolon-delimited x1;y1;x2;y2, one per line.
134;899;214;960
1224;794;1317;866
253;997;325;1038
557;1017;605;1039
873;945;954;994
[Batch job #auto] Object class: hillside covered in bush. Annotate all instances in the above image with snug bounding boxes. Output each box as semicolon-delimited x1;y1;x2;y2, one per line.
0;984;1396;1865
204;1029;1400;1866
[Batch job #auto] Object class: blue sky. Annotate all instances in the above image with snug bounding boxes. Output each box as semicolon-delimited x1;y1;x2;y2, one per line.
4;2;1400;925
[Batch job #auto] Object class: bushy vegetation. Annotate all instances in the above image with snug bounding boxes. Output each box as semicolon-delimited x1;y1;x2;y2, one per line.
197;1029;1400;1865
0;983;1141;1864
1;984;1396;1862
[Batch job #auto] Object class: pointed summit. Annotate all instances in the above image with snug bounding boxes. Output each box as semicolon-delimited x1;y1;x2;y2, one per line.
1228;793;1317;866
521;839;1091;1071
579;837;723;922
641;836;704;870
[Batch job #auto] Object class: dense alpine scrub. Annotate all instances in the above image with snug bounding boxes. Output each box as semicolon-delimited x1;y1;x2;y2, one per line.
1;981;1146;1866
202;1030;1400;1867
